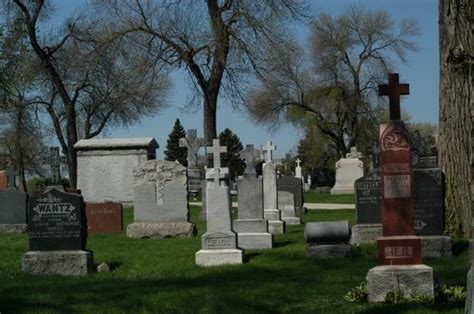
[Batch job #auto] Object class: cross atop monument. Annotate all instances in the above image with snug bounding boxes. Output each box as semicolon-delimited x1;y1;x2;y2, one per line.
206;139;227;169
240;144;259;174
296;158;301;167
179;129;205;168
261;141;276;163
5;166;18;189
378;73;410;120
44;147;65;185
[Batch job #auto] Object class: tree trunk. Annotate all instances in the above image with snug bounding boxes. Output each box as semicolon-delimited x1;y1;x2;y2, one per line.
438;0;473;237
203;90;218;167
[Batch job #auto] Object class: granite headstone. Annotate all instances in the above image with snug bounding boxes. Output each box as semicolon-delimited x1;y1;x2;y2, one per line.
85;202;123;233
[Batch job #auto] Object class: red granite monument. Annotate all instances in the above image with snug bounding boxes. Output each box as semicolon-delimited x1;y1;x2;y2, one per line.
366;73;434;302
0;171;7;192
85;202;123;233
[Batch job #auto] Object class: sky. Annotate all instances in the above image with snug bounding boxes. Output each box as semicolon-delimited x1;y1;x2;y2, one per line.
51;0;439;159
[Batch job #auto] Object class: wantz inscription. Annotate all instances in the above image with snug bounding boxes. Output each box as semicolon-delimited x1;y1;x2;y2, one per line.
29;189;86;251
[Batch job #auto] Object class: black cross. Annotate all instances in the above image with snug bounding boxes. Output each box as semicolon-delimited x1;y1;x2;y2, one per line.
44;147;65;185
378;73;410;120
5;166;18;189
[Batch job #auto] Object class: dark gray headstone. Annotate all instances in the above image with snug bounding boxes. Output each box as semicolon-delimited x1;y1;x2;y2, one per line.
0;189;27;224
355;171;381;224
413;168;444;235
304;221;351;243
237;173;263;219
28;189;87;251
277;175;304;213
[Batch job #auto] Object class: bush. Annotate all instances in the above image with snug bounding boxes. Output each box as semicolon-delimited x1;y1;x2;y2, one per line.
344;282;367;303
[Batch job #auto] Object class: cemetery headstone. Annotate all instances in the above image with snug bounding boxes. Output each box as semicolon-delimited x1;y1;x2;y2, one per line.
233;144;273;249
85;202;123;233
330;147;364;194
75;138;158;205
261;141;285;235
295;158;302;179
0;166;27;233
22;185;93;275
366;73;434;302
196;139;243;266
278;174;305;216
304;221;352;258
180;129;205;194
0;170;6;191
277;191;301;225
128;160;196;238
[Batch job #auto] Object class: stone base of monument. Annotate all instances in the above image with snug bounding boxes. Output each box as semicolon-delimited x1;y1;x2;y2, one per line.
127;222;196;239
421;235;452;258
195;249;243;266
268;221;284;234
366;264;435;302
0;223;27;233
281;217;301;225
350;224;383;245
307;243;352;258
22;250;94;276
237;233;273;249
330;185;355;195
264;209;285;234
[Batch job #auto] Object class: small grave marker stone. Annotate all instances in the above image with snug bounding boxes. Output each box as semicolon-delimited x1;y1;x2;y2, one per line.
85;202;123;233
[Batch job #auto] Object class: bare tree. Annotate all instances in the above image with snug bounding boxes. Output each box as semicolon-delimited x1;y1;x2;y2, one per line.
439;0;473;237
5;0;172;187
247;5;419;157
96;0;308;152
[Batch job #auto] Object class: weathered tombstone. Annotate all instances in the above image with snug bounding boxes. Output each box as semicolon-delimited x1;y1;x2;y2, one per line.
305;221;352;257
85;202;123;233
179;129;205;195
22;186;93;275
0;166;28;233
295;158;302;179
277;191;301;225
75;138;158;205
233;144;273;249
366;73;434;302
261;141;285;234
278;174;305;216
196;139;243;266
331;147;364;194
128;160;196;238
0;170;7;191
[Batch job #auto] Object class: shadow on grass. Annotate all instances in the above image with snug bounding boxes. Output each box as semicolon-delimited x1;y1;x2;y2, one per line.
243;252;261;263
360;301;465;314
452;239;469;257
273;240;293;248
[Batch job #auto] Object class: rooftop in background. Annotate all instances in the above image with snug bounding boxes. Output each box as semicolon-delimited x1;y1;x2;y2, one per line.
74;138;159;150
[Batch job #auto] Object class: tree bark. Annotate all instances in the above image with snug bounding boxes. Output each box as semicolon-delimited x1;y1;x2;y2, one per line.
439;0;473;237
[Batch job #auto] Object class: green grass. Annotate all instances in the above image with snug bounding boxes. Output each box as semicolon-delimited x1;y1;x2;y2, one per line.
304;191;355;204
0;206;467;313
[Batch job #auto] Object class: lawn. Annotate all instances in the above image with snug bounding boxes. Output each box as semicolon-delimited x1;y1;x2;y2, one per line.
0;206;467;313
303;192;355;204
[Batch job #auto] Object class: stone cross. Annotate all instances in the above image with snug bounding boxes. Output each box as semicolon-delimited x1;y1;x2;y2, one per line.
368;141;381;170
296;158;301;167
5;166;18;189
44;147;65;185
346;147;362;159
179;129;205;168
295;158;302;179
378;73;410;121
261;141;276;163
206;139;227;169
240;145;259;174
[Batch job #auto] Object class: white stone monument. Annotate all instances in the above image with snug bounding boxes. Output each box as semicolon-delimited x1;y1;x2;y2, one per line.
295;158;302;179
261;141;285;234
75;138;158;205
196;139;243;266
330;147;364;195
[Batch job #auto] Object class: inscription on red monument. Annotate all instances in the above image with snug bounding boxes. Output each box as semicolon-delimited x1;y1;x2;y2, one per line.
85;202;123;233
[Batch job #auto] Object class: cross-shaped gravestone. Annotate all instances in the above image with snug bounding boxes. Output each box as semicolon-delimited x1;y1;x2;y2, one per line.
179;129;205;168
5;166;18;189
44;147;66;185
206;139;227;169
296;158;301;167
346;147;363;159
240;145;259;174
261;141;276;163
368;140;381;170
378;73;410;120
